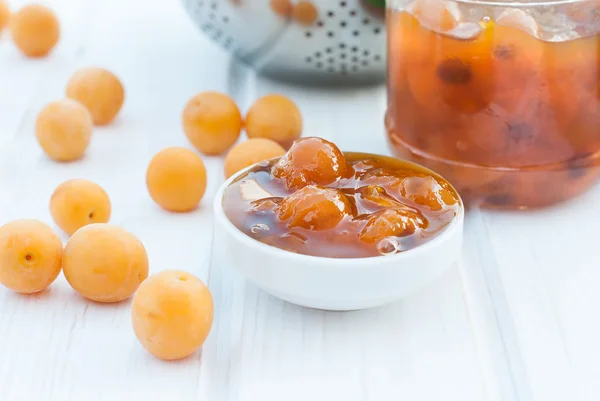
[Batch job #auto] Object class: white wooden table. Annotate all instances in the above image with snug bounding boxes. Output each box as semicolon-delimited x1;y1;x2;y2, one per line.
1;0;598;400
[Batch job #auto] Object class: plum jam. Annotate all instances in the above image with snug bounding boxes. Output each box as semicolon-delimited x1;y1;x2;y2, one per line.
223;137;460;258
386;0;600;208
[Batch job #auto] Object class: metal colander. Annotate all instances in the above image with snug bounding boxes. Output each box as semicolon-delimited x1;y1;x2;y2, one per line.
181;0;387;85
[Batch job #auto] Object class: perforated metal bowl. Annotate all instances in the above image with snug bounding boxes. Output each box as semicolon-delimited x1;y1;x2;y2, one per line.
181;0;387;85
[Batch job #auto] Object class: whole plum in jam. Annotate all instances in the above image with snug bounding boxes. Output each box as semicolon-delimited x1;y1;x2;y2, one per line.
223;137;460;259
271;137;351;189
276;186;352;231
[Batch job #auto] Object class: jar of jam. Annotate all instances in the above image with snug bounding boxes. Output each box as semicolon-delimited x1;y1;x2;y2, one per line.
385;0;600;208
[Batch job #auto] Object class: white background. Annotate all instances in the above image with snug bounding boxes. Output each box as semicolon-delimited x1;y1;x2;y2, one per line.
0;0;598;400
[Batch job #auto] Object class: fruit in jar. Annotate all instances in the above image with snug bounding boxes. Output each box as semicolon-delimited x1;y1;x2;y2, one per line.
0;0;10;32
455;21;558;166
10;4;60;57
495;8;540;37
391;0;469;92
131;269;214;361
146;147;207;212
272;137;350;189
66;67;125;125
292;1;318;26
277;185;352;231
62;224;148;302
358;208;427;244
50;179;111;236
244;94;302;149
488;23;544;110
224;138;286;179
0;219;63;294
35;99;93;162
387;11;424;96
407;0;460;33
386;4;600;208
545;35;600;152
182;91;243;155
405;14;495;116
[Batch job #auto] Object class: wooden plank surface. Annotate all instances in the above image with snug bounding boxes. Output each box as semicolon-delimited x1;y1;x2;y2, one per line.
3;0;598;400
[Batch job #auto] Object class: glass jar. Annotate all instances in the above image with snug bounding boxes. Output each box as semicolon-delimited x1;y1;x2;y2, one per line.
385;0;600;208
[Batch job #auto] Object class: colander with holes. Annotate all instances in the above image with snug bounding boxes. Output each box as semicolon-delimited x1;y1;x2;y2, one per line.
181;0;387;85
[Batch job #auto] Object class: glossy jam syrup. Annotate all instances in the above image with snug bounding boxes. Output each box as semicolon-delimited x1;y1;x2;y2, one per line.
222;138;460;258
386;5;600;208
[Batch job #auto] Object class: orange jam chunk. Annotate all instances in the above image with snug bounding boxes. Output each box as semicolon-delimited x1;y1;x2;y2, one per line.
397;175;458;211
277;185;352;231
359;208;427;244
223;139;460;258
272;137;351;189
357;185;404;209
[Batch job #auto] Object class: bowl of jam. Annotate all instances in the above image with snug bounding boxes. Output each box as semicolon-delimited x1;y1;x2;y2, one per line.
214;137;464;310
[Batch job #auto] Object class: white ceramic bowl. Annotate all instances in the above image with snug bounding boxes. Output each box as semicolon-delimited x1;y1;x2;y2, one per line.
213;155;464;311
